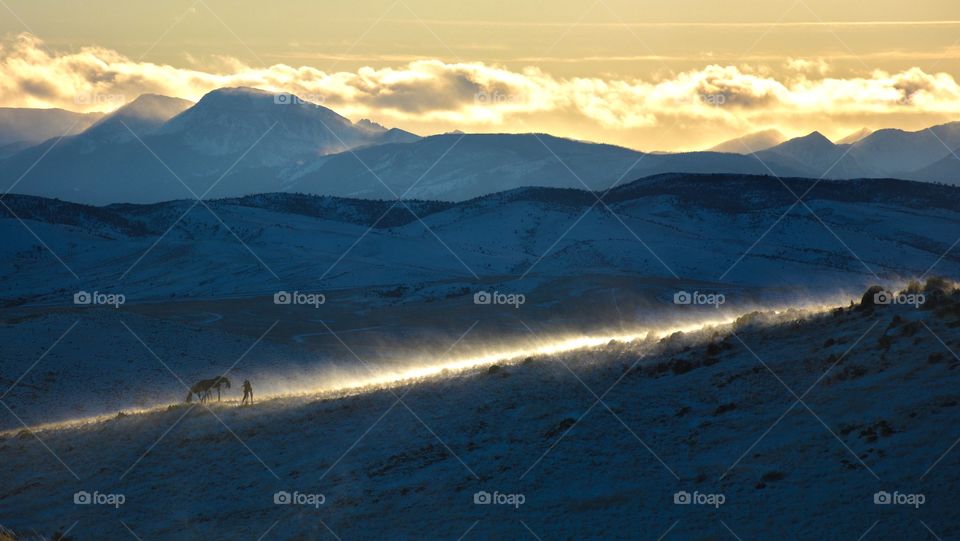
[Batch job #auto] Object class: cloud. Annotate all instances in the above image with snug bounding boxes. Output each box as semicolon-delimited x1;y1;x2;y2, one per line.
787;58;830;77
1;33;959;144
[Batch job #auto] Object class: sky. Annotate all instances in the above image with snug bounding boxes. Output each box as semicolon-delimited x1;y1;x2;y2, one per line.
1;0;959;150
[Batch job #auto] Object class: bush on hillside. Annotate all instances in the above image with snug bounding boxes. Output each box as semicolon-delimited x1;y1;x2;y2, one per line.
858;285;885;309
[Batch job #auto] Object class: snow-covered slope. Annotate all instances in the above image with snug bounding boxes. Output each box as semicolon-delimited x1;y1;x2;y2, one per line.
1;289;958;539
1;174;958;307
1;170;958;539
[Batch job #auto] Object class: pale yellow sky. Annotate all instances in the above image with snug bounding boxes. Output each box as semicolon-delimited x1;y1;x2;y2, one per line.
1;0;959;150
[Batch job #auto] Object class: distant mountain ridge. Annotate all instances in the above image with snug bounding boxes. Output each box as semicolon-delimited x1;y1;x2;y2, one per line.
1;87;959;205
754;123;960;181
709;129;786;154
0;107;102;146
850;123;960;173
82;94;194;143
284;133;799;201
755;131;871;178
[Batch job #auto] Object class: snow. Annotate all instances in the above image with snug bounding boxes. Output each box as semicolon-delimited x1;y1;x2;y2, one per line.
1;174;958;539
2;175;958;307
1;298;959;539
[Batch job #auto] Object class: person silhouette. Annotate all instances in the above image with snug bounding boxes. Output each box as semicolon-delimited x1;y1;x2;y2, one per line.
241;379;253;405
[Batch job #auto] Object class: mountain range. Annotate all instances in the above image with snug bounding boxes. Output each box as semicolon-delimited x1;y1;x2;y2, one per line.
1;87;959;205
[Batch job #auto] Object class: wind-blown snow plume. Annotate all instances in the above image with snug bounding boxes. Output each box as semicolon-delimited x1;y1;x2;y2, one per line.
2;296;853;436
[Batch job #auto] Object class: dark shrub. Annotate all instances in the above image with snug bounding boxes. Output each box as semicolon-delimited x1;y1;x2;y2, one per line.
925;277;952;294
671;359;695;375
714;403;737;415
544;418;576;439
859;285;885;309
761;471;786;482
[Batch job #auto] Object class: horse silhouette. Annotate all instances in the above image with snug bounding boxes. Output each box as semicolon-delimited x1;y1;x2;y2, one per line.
185;376;231;403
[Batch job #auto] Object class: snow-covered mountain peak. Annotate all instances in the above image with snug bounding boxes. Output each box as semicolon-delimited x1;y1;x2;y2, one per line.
153;87;389;162
163;86;351;132
355;118;388;133
789;130;835;148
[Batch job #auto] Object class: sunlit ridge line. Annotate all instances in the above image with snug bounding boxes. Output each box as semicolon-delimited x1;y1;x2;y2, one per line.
3;301;843;435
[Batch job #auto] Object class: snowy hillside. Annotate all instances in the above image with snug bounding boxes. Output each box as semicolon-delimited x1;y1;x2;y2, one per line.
1;174;958;307
1;285;958;539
